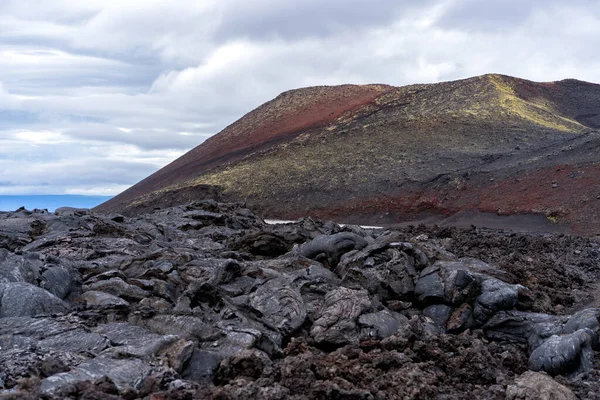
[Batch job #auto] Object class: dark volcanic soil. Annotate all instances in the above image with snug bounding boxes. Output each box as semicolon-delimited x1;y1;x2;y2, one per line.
95;74;600;235
2;202;600;399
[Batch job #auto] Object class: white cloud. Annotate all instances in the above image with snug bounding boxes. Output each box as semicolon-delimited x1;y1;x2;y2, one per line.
12;130;71;145
0;132;175;195
0;0;599;195
0;81;20;108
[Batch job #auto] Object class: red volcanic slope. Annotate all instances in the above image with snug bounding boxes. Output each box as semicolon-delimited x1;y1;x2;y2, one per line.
98;84;390;211
96;74;600;235
301;162;600;236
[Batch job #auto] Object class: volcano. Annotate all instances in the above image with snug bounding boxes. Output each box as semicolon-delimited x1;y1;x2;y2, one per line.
95;74;600;235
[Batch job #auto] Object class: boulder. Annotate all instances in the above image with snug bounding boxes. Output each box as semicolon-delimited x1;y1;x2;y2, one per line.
529;329;596;376
414;262;480;306
310;287;371;345
336;243;419;300
299;232;368;267
506;371;576;400
83;277;149;301
39;357;152;397
248;277;306;335
0;250;30;283
473;278;521;324
446;303;476;333
423;304;453;331
39;263;75;299
82;290;130;308
0;282;69;317
358;309;408;339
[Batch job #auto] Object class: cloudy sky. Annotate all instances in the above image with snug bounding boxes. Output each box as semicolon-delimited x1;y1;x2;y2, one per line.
1;0;599;196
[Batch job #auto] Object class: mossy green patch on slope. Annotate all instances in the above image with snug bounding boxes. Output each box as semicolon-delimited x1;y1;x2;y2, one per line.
134;76;589;210
487;74;584;132
114;74;599;218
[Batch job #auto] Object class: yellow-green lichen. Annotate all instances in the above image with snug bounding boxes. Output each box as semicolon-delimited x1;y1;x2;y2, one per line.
127;75;591;208
488;75;583;132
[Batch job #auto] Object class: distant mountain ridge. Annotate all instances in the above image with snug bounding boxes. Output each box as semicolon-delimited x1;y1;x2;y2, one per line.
1;195;112;212
95;74;600;235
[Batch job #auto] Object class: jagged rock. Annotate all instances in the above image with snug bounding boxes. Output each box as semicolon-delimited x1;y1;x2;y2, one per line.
310;287;371;345
414;267;446;304
337;243;420;300
457;257;516;282
506;371;576;400
529;329;596;376
39;357;152;397
83;277;149;301
423;304;453;331
139;315;223;341
563;308;600;339
473;278;522;324
215;323;283;358
0;215;43;250
0;250;31;283
54;207;91;217
299;232;368;267
1;200;600;398
528;318;569;350
0;317;109;354
82;290;130;308
234;232;290;256
0;317;77;340
176;209;227;231
483;311;566;344
160;338;195;372
178;258;241;286
214;349;273;384
444;268;479;305
414;261;480;306
139;296;172;312
292;263;342;322
446;303;476;333
85;269;127;284
248;277;306;335
182;349;226;383
93;323;180;358
0;282;69;317
483;309;599;377
0;251;77;300
181;327;279;383
290;262;340;285
358;309;408;339
39;263;75;299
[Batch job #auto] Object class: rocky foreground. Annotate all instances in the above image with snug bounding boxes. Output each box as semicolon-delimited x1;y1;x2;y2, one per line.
1;201;600;399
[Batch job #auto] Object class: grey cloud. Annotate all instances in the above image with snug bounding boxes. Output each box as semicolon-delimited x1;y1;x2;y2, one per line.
437;0;600;32
0;47;156;95
1;0;600;195
1;161;150;187
60;125;208;151
212;0;418;41
0;1;102;22
0;141;172;195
